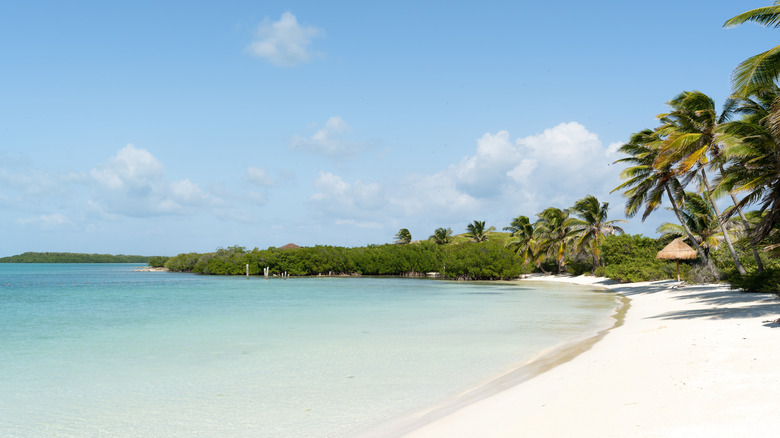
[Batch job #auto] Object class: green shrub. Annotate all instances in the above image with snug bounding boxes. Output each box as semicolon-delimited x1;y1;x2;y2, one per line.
599;234;675;282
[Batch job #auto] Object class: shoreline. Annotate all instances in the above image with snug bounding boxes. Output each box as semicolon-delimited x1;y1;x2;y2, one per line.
358;275;626;437
375;274;780;437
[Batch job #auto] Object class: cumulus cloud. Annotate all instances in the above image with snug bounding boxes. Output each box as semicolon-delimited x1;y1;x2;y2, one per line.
246;12;322;67
306;122;625;237
289;116;369;158
308;171;384;218
90;144;216;217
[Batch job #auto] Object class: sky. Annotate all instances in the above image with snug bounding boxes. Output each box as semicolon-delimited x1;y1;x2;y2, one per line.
0;0;773;256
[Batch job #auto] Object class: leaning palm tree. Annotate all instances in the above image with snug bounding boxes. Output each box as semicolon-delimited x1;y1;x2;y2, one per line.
429;227;452;245
724;2;780;95
394;228;412;244
568;195;626;273
504;215;531;236
534;207;576;274
612;129;720;279
653;91;747;275
505;215;550;274
718;84;780;247
465;220;495;242
656;192;731;258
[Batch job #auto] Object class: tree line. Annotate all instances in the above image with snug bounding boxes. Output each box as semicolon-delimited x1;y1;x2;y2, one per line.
0;252;150;263
160;195;673;282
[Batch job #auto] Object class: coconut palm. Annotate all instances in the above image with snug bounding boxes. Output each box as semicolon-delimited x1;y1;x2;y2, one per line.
465;220;495;242
429;227;452;245
718;84;780;247
504;215;531;236
612;129;720;279
394;228;412;244
568;195;626;273
505;216;549;274
724;2;780;95
656;192;731;258
653;91;747;275
534;207;576;274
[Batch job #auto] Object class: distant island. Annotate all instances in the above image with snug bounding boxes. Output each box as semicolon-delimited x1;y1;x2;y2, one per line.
0;252;151;263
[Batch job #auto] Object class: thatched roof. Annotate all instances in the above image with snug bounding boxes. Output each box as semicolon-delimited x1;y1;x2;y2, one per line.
278;243;301;250
656;238;698;260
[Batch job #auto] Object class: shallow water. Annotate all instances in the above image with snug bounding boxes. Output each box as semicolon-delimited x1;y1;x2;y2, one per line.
0;264;617;437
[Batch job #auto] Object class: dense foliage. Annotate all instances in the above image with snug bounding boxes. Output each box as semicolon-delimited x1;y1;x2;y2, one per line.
163;240;529;280
0;252;150;263
596;235;677;283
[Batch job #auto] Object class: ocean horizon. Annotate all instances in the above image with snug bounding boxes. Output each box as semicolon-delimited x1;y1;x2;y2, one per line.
1;264;617;437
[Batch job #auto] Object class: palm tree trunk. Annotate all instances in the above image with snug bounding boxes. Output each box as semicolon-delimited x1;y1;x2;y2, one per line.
666;186;720;280
700;169;747;275
728;190;765;272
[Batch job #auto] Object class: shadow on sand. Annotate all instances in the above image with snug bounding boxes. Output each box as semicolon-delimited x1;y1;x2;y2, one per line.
609;280;780;324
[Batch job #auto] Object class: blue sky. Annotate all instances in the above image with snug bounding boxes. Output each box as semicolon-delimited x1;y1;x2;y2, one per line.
0;1;772;256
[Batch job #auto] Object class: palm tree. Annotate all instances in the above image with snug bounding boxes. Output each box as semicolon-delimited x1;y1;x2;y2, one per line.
656;192;731;258
504;215;531;236
718;84;780;247
505;215;549;274
724;2;780;95
612;129;720;279
534;207;576;274
394;228;412;244
429;227;452;245
568;195;626;273
653;91;747;275
465;220;495;242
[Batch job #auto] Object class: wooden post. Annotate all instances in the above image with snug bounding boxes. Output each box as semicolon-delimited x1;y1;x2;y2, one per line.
246;264;249;279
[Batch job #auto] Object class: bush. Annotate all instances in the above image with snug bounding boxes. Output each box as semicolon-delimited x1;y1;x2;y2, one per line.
599;234;675;282
725;268;780;294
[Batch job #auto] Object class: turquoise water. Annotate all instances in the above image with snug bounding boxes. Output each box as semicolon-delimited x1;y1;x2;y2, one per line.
0;264;617;437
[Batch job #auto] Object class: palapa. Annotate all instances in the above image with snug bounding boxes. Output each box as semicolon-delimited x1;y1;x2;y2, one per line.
657;238;698;281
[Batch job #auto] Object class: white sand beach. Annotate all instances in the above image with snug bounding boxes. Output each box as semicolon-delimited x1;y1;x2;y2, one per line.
393;275;780;437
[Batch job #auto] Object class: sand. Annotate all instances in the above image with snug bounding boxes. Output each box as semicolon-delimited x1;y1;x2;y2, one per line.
391;275;780;437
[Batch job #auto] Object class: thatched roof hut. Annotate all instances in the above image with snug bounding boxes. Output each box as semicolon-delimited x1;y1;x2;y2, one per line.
657;238;698;260
278;243;301;250
657;238;698;281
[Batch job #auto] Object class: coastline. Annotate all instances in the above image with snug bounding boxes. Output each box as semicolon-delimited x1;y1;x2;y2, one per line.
381;275;780;437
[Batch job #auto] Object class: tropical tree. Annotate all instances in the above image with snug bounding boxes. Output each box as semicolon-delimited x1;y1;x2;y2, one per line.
724;2;780;94
653;90;747;275
612;129;720;279
429;227;453;245
465;220;495;242
718;84;780;248
504;215;549;274
534;207;576;274
394;228;412;244
656;192;731;258
568;195;626;273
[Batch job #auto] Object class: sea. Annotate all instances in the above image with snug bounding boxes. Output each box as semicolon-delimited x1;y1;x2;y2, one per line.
0;264;618;437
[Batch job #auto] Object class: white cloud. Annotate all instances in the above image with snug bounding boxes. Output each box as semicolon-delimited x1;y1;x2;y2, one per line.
393;122;624;230
308;171;384;218
89;144;217;217
17;213;70;229
301;122;624;238
245;166;275;187
289;116;369;159
91;144;163;194
246;12;322;67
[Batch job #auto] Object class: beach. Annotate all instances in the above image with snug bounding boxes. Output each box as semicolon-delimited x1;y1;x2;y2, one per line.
391;275;780;437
